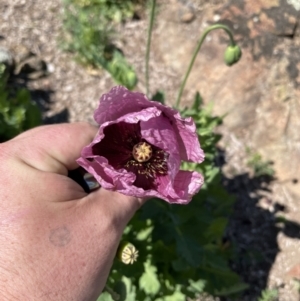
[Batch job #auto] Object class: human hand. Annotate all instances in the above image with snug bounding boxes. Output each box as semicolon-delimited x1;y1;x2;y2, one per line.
0;123;145;301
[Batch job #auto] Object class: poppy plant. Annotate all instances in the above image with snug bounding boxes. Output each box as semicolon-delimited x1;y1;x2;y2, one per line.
77;86;205;204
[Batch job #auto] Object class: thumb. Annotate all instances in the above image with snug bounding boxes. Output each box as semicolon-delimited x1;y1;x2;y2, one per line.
9;122;97;175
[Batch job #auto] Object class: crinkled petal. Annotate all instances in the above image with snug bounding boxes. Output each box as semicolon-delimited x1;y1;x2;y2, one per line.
80;106;162;157
172;170;204;203
77;157;136;190
140;115;180;179
94;86;204;163
153;170;203;204
77;156;178;201
116;106;162;125
171;113;205;163
78;154;203;204
94;86;151;124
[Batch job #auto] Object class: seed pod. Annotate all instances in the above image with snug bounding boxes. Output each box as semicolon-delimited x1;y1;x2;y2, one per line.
116;241;138;264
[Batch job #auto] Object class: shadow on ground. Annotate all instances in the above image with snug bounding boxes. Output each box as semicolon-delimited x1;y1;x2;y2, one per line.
7;70;69;124
215;148;300;300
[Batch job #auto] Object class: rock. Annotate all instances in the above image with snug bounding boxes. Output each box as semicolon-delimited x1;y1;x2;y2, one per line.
0;47;14;73
14;51;47;79
287;263;300;280
180;8;195;23
168;0;196;23
47;63;55;73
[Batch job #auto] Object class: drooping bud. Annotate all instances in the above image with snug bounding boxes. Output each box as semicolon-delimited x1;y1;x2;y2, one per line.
224;44;242;66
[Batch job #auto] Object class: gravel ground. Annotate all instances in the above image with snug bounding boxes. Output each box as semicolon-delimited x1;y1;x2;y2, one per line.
1;1;300;300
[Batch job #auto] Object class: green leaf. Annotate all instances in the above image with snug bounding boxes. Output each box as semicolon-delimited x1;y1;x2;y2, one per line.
172;257;188;272
136;226;153;241
139;260;161;295
155;291;186;301
187;279;206;294
0;71;41;142
258;288;278;301
114;281;127;301
105;50;137;90
151;90;165;104
61;0;138;88
24;102;42;130
205;217;228;240
139;198;168;220
192;91;203;110
215;282;249;296
120;277;137;301
97;292;114;301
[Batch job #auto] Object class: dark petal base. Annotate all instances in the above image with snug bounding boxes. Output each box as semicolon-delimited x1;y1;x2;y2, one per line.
92;122;168;190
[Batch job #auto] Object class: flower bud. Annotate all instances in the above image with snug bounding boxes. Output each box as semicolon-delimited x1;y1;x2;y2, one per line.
116;241;139;264
126;70;137;90
224;45;242;66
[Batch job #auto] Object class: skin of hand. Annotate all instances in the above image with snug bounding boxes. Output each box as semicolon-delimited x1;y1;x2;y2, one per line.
0;122;145;301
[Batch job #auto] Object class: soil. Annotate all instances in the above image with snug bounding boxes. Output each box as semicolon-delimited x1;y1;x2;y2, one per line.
1;0;300;300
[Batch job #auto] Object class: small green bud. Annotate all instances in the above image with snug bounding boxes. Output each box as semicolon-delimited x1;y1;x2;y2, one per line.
116;241;138;264
126;70;138;90
224;45;242;66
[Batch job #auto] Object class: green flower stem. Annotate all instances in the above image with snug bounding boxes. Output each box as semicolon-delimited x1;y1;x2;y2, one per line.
145;0;156;98
104;285;120;301
175;24;236;109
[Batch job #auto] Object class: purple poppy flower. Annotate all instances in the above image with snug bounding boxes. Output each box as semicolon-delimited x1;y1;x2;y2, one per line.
77;86;205;204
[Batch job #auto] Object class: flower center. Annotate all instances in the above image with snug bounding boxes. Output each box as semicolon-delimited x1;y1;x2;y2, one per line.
132;142;153;163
